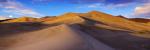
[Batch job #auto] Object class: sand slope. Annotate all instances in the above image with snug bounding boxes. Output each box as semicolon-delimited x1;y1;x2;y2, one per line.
1;24;114;50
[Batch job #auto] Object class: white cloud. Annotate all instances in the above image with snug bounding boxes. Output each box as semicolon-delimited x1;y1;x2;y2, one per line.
133;2;150;18
134;3;150;15
78;2;131;9
77;3;103;9
0;0;43;17
3;9;42;16
0;1;22;9
87;3;101;8
0;16;9;20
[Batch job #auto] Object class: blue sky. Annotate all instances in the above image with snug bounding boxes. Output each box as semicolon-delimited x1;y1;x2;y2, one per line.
0;0;150;18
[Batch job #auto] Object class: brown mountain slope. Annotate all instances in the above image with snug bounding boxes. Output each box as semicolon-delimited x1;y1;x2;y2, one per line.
43;13;85;25
39;16;57;22
147;22;150;25
80;11;150;31
129;18;150;23
116;15;127;19
128;18;150;26
2;11;149;32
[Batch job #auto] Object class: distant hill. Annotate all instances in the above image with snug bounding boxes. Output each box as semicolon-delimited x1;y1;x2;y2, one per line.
2;17;41;23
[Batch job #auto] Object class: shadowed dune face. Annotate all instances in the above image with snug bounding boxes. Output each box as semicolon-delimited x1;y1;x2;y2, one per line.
72;24;150;50
128;18;150;26
39;16;57;22
129;18;150;23
0;22;48;37
70;16;150;50
0;11;150;50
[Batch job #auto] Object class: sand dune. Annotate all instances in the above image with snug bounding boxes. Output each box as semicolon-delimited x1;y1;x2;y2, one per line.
43;13;85;25
1;24;114;50
0;11;150;50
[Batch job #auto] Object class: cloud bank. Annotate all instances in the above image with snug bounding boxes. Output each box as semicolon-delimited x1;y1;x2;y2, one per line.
31;0;148;4
134;2;150;18
0;0;42;18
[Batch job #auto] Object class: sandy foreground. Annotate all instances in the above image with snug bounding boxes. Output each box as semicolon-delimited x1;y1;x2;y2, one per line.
1;24;114;50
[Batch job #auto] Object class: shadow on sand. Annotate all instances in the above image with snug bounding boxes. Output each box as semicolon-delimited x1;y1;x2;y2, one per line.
70;17;150;50
0;22;61;37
